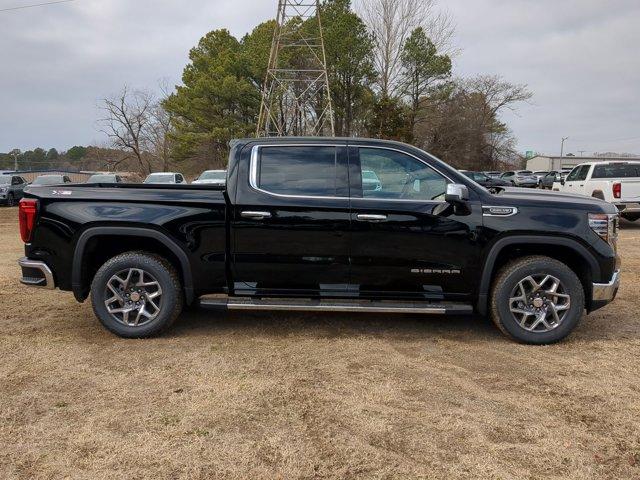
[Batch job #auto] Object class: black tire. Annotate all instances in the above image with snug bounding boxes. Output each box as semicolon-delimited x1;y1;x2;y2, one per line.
490;256;585;345
91;252;183;338
622;213;640;222
6;193;15;207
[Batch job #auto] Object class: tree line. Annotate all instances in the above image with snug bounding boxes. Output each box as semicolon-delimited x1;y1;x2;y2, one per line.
2;0;533;175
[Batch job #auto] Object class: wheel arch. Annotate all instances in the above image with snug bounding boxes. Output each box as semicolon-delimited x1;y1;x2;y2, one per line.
72;227;195;305
476;236;600;316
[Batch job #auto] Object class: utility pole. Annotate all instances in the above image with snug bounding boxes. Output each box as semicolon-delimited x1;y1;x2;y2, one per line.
578;150;586;157
10;149;20;172
257;0;335;137
560;137;569;157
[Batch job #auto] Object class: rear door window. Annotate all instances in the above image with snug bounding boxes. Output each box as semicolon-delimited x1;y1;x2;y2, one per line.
255;146;339;197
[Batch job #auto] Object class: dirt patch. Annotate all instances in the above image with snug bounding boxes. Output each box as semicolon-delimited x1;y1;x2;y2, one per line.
0;208;639;479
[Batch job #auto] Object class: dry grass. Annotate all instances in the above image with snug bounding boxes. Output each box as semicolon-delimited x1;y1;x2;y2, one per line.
0;207;639;479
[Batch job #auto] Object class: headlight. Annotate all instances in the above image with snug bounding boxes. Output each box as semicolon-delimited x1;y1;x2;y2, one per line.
589;213;619;248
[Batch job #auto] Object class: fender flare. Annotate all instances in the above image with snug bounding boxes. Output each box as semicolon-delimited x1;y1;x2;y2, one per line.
72;226;194;304
476;236;600;316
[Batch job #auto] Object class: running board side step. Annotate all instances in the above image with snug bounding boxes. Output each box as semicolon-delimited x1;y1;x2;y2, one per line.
199;298;474;315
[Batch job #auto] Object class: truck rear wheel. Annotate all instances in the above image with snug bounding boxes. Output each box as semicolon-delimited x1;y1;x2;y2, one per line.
90;252;183;338
490;256;585;345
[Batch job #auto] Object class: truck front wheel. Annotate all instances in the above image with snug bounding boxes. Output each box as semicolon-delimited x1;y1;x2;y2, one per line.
90;252;183;338
490;256;585;344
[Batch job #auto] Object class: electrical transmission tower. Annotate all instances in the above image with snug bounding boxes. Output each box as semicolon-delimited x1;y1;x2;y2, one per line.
257;0;335;137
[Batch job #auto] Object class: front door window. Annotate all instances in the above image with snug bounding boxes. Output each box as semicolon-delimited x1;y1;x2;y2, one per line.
357;148;448;201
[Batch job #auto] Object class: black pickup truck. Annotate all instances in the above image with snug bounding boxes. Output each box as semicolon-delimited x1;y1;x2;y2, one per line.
17;138;621;344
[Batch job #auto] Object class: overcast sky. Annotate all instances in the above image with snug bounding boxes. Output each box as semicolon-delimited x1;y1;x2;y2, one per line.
1;0;639;156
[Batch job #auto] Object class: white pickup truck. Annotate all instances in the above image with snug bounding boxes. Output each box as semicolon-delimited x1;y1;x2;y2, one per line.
554;161;640;221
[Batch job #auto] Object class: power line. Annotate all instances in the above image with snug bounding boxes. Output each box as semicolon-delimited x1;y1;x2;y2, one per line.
0;0;76;13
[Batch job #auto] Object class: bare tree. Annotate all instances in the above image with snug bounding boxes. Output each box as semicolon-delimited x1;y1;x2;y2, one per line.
100;87;155;175
355;0;455;98
462;75;533;124
143;81;175;172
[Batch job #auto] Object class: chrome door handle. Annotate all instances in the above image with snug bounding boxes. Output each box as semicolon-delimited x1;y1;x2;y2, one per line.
241;211;272;220
356;214;388;223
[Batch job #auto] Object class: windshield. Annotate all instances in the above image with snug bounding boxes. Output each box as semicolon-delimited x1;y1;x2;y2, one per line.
144;174;174;184
0;176;10;185
592;164;640;179
362;170;379;181
32;176;63;185
199;171;226;181
88;175;116;183
517;171;533;175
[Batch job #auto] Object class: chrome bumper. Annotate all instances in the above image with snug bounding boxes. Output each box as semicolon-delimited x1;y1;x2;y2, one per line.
18;257;56;290
592;270;620;302
615;203;640;213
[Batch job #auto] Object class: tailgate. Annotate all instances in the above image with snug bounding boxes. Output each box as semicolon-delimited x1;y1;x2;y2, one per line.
621;180;640;201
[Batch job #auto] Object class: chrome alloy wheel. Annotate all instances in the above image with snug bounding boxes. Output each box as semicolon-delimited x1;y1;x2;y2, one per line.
509;274;571;333
104;268;163;327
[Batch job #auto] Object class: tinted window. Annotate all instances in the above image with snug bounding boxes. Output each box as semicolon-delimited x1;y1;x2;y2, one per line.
575;166;590;181
145;174;175;184
358;148;448;201
592;164;640;179
199;171;226;181
33;176;63;185
566;167;581;182
257;146;338;197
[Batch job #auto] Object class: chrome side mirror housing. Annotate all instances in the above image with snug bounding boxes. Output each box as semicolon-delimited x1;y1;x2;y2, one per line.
445;183;469;204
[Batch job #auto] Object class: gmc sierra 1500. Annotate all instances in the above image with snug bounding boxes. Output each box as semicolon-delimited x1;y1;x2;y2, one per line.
17;138;621;344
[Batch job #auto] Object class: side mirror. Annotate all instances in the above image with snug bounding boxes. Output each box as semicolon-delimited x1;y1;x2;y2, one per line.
445;183;469;204
560;178;566;186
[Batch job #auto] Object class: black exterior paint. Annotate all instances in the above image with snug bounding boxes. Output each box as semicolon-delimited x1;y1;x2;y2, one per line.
21;137;619;314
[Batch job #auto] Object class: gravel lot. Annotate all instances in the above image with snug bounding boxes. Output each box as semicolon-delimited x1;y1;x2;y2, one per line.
0;207;639;479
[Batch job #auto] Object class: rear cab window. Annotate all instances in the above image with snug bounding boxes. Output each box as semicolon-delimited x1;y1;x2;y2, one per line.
592;163;640;179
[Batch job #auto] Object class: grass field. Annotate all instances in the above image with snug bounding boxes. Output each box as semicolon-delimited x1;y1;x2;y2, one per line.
1;207;639;479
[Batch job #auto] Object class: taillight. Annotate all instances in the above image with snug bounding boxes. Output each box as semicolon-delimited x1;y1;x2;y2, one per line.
18;198;38;243
613;182;621;199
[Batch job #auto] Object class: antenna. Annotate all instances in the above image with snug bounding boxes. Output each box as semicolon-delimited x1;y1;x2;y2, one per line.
257;0;335;137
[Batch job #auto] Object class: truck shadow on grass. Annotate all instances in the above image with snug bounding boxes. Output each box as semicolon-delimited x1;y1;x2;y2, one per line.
171;310;509;343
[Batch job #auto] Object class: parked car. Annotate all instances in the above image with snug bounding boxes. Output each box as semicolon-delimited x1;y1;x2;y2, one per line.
540;170;572;190
143;173;186;184
533;171;550;182
192;170;227;186
18;138;620;345
0;174;28;206
555;161;640;222
540;171;561;190
460;170;511;188
31;174;72;185
86;174;123;184
483;171;503;179
500;170;539;188
361;169;383;192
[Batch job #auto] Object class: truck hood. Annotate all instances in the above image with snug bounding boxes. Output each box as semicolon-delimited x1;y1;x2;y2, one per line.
491;187;618;213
